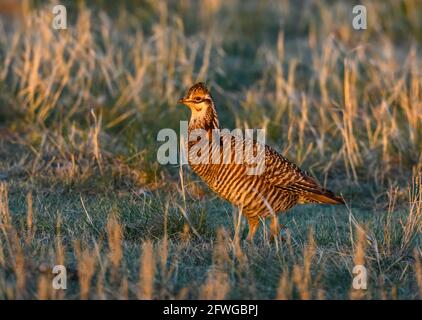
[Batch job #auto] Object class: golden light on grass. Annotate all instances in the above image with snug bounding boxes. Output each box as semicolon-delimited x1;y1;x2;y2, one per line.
10;229;26;299
341;59;361;182
200;267;230;300
25;192;34;244
276;271;292;300
74;241;97;300
0;0;420;300
401;175;422;255
89;110;104;175
138;240;155;300
96;266;106;300
0;183;11;230
200;229;230;300
292;230;316;300
414;249;422;299
350;228;367;300
106;213;123;279
37;273;50;300
119;276;129;300
0;235;4;268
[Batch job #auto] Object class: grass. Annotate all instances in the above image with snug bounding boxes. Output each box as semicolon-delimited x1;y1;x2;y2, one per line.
0;0;421;299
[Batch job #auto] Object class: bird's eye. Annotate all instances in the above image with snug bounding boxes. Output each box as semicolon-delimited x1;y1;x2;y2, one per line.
194;97;202;102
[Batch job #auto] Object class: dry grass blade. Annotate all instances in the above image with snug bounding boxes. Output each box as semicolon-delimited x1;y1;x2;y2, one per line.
414;249;422;299
350;227;367;300
74;241;97;300
106;213;123;279
0;0;421;300
138;240;155;300
200;230;230;299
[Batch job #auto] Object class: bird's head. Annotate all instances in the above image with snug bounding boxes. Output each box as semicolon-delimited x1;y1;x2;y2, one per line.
178;82;219;129
178;82;213;112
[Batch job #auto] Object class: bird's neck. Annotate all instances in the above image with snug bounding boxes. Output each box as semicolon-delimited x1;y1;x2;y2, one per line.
187;103;220;168
188;103;220;133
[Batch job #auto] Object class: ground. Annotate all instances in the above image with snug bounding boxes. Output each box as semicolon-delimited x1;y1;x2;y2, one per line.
0;0;421;299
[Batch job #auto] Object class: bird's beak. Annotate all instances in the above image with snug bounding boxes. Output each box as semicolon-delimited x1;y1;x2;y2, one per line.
179;98;194;105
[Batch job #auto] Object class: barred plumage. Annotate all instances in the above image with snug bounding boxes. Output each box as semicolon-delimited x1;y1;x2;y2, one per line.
179;82;344;241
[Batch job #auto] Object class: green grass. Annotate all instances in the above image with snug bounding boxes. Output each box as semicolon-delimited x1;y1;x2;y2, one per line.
0;0;421;299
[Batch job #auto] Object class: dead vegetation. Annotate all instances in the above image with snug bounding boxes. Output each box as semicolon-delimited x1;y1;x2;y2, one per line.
0;0;421;299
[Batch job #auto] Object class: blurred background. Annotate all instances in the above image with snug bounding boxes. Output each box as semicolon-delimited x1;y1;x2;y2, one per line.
0;0;421;300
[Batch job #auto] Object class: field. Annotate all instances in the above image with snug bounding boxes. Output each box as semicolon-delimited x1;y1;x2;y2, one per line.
0;0;421;299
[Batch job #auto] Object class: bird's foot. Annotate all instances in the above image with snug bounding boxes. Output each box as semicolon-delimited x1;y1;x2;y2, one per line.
269;224;288;243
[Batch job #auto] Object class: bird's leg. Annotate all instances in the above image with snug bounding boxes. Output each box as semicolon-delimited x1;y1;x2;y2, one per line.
269;215;280;241
269;215;286;242
246;216;259;242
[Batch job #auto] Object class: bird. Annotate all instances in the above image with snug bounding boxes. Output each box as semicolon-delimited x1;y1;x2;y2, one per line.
178;82;344;241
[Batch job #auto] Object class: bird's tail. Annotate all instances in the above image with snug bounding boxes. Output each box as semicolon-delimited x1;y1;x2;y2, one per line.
294;176;345;205
295;176;345;204
304;190;345;205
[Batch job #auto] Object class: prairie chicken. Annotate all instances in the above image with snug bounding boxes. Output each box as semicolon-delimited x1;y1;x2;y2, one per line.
179;82;344;241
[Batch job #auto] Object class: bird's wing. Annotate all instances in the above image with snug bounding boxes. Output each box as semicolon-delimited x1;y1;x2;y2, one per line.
262;145;314;190
262;145;344;204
